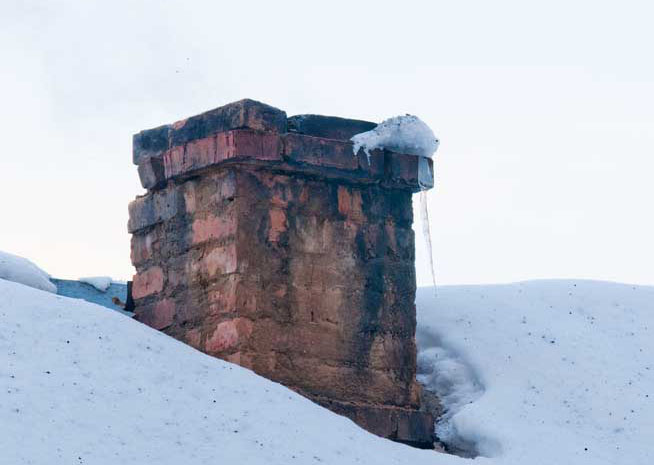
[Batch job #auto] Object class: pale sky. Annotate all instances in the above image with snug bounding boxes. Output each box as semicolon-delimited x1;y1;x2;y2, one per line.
1;0;652;286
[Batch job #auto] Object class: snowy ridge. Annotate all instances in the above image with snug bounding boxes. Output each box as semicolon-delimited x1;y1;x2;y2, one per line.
0;279;460;465
2;274;652;464
0;250;56;293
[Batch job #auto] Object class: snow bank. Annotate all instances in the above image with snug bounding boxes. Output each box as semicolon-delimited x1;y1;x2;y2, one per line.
0;250;56;293
79;276;112;292
351;115;439;159
416;280;654;464
0;279;463;465
4;273;651;465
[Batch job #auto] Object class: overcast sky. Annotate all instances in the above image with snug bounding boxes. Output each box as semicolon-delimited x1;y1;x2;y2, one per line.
1;0;652;286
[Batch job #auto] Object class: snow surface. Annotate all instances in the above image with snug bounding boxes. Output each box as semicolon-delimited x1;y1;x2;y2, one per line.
0;279;459;465
0;250;56;293
79;276;112;293
351;114;439;159
417;280;654;464
2;275;652;465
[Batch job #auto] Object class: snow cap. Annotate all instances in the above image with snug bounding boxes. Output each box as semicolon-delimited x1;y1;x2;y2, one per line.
351;115;439;159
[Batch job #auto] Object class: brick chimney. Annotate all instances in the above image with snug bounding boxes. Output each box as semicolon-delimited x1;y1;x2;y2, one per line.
128;99;436;448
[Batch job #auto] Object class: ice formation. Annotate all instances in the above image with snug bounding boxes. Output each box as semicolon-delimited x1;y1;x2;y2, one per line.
351;115;440;288
420;191;438;290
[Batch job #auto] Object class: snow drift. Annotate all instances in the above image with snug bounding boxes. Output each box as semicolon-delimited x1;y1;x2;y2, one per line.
2;272;652;465
0;279;459;465
0;250;56;293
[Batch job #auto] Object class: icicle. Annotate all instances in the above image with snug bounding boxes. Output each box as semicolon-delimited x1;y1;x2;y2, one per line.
419;190;437;294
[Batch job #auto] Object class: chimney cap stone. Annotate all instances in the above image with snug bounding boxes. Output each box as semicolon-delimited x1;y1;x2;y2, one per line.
133;99;287;165
287;114;377;142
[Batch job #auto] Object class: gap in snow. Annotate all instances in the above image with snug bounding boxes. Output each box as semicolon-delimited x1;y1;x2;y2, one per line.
417;328;489;458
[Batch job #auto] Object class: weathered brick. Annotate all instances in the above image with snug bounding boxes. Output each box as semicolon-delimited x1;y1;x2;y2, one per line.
282;133;358;171
132;266;164;299
138;298;175;330
337;185;363;221
168;99;287;147
318;401;433;447
188;243;237;279
181;171;237;215
163;130;282;179
267;208;287;243
386;152;434;192
130;230;159;266
127;188;180;233
137;155;166;189
205;318;253;354
287;114;376;141
191;213;237;245
133;124;170;165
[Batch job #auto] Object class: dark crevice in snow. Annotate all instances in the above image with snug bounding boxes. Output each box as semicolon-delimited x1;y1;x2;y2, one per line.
416;328;497;458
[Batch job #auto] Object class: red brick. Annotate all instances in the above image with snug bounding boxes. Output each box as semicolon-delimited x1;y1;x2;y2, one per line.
130;231;158;266
182;183;198;214
149;298;175;329
337;186;363;221
205;318;253;354
191;214;237;245
137;155;165;189
185;136;218;169
132;266;164;299
163;130;282;180
191;244;237;278
163;145;185;179
184;328;202;349
168;99;287;147
268;208;287;242
207;276;239;315
216;130;282;161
